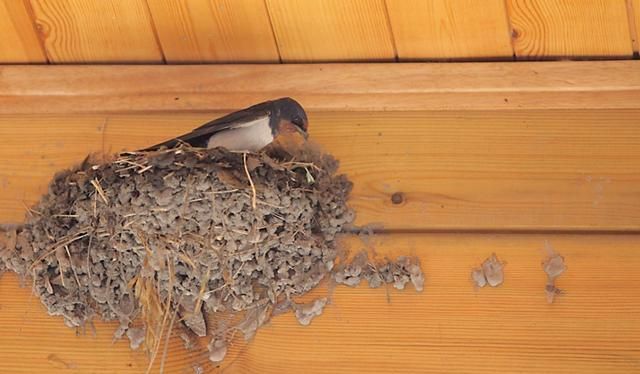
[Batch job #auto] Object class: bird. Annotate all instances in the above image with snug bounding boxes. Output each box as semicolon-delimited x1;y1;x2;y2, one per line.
145;97;308;153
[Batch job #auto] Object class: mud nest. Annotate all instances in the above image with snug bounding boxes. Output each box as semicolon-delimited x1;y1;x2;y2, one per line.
0;145;423;367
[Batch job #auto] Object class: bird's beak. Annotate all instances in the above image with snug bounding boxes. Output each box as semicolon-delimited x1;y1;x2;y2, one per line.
294;124;309;139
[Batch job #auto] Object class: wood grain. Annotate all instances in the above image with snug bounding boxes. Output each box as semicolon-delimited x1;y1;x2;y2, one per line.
28;0;163;63
507;0;634;58
385;0;513;60
1;61;640;113
631;0;640;53
146;0;279;63
1;110;639;232
265;0;395;62
1;233;639;373
0;0;47;63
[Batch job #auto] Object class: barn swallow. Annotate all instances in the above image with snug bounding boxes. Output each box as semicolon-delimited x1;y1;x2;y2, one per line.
145;97;308;152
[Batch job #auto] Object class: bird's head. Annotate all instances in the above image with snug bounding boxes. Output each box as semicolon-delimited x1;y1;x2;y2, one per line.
272;97;309;138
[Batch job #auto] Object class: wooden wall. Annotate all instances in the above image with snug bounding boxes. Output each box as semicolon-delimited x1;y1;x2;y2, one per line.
1;62;640;374
1;0;638;64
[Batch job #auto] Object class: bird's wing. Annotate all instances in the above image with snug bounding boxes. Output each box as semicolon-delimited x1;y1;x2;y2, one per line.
143;101;275;150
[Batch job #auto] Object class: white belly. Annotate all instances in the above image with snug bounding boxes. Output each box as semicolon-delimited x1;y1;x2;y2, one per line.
206;116;274;152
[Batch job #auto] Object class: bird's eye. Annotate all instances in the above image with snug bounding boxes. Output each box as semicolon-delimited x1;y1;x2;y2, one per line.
292;116;304;127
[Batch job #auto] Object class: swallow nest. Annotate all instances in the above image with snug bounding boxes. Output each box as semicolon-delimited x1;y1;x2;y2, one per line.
0;145;423;367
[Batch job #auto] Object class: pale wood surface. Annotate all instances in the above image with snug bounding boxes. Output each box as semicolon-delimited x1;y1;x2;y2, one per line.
146;0;279;63
0;0;47;63
0;62;639;373
28;0;163;63
386;0;514;60
1;0;640;63
507;0;634;58
1;234;639;373
265;0;396;62
1;61;640;114
632;0;640;53
1;109;639;231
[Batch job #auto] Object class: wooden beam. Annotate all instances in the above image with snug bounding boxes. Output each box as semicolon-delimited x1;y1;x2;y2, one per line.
1;110;639;231
1;234;638;373
1;61;639;113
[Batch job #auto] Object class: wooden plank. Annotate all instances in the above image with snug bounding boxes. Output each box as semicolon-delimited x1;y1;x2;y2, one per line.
0;116;105;224
631;0;640;53
1;61;639;113
0;0;47;63
507;0;633;59
385;0;513;60
1;110;639;232
146;0;280;63
28;0;163;63
265;0;395;62
1;233;639;373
